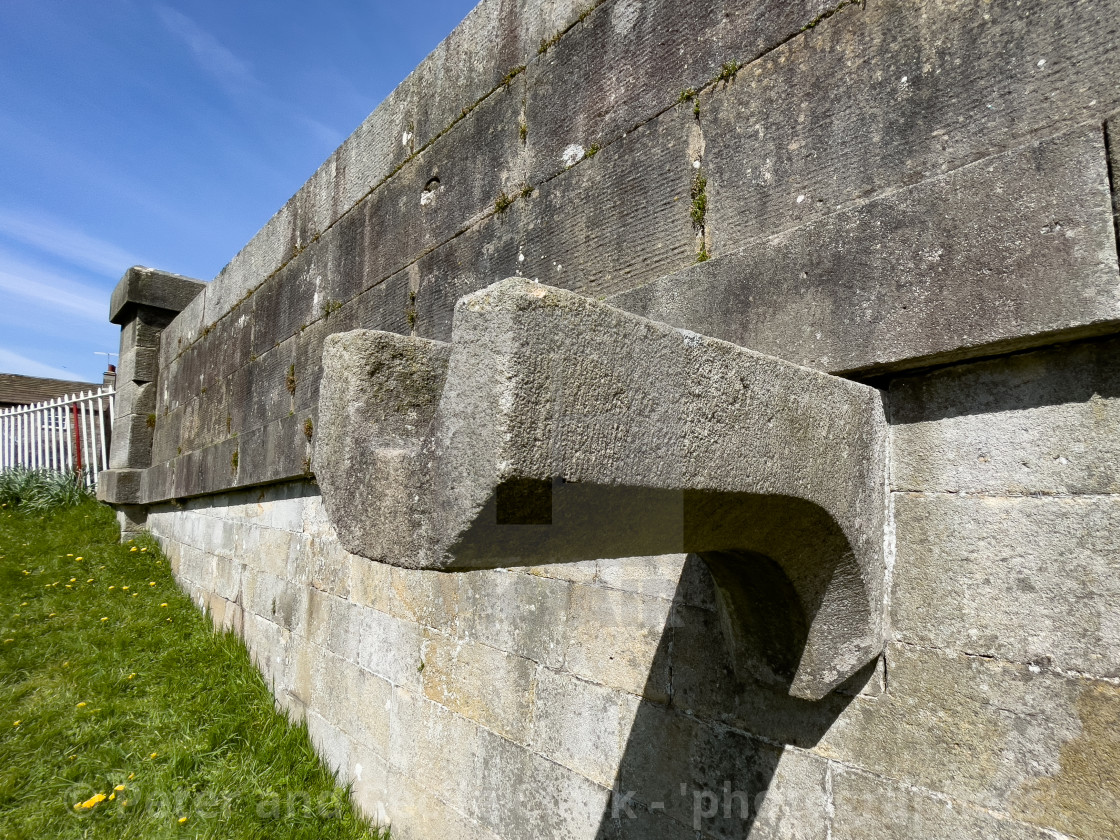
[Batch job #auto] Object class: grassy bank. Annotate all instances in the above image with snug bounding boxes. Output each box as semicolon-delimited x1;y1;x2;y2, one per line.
0;498;382;839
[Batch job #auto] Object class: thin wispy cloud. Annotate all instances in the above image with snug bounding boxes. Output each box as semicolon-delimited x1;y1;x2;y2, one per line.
0;250;109;322
154;5;260;96
0;208;142;278
0;347;86;380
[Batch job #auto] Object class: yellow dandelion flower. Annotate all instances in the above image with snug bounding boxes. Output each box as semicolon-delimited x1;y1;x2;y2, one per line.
132;593;139;598
100;617;109;622
141;548;148;553
150;752;158;759
128;773;135;780
65;585;72;589
128;673;136;679
75;557;82;561
122;586;130;591
160;603;168;608
114;784;125;791
70;578;76;583
130;547;138;552
48;613;56;618
87;579;94;583
150;582;156;586
178;816;188;824
66;554;73;557
22;570;29;575
108;586;115;590
122;799;129;807
77;702;87;707
12;720;20;727
108;792;116;801
75;792;107;810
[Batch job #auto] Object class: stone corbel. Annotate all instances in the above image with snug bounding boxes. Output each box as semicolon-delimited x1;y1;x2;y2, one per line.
316;278;889;700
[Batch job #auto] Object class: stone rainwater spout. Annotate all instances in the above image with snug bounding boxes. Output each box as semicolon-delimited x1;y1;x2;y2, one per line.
315;278;889;700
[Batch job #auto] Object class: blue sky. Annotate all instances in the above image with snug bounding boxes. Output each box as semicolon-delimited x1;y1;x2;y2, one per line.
0;0;478;382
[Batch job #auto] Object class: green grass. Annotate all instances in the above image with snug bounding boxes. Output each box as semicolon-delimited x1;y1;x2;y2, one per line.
0;499;383;839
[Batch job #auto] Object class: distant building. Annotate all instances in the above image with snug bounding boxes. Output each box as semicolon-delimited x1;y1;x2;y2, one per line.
0;370;114;411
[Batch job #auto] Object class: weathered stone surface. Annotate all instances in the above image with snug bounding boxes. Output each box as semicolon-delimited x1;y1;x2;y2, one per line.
831;766;1065;840
357;608;424;691
414;106;699;343
595;555;688;603
815;642;1120;839
530;666;628;787
109;265;206;325
108;414;153;470
388;686;486;818
458;569;570;669
96;468;143;505
892;494;1120;677
471;721;611;839
611;127;1120;376
317;279;888;699
616;700;825;839
890;335;1120;494
421;631;536;743
113;381;156;418
112;503;147;535
702;0;1120;248
119;317;165;354
117;346;160;385
564;583;672;702
524;0;835;185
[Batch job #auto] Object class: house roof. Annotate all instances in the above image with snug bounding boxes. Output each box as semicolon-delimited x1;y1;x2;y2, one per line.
0;373;103;408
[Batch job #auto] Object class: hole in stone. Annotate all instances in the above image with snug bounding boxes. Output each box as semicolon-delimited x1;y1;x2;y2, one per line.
420;177;441;206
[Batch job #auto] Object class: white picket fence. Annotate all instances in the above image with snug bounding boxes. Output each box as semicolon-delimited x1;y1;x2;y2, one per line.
0;387;116;488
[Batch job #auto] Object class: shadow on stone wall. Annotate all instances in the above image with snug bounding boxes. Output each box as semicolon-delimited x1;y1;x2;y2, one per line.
593;554;875;839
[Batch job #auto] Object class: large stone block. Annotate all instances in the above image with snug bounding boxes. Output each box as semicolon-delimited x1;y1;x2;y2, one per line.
109;265;206;325
317;279;889;699
892;494;1120;677
702;0;1120;248
96;468;143;505
890;335;1120;494
201;0;593;329
610;126;1120;377
615;699;827;839
113;381;156;418
384;767;501;840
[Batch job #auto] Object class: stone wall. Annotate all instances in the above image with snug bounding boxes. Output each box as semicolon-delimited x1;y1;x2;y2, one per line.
102;0;1120;836
146;330;1120;838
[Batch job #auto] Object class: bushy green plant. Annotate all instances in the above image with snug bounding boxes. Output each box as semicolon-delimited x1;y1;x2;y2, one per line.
0;468;93;512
